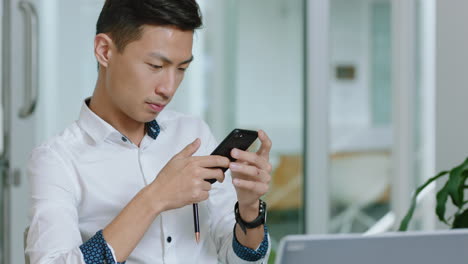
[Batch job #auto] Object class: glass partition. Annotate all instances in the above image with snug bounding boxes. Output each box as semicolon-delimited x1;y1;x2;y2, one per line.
232;0;306;256
199;0;306;262
328;0;393;233
328;0;429;234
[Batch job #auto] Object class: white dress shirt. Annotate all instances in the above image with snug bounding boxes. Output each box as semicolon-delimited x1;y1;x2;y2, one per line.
26;101;270;264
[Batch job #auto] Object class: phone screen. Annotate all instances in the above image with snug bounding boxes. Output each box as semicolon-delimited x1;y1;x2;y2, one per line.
206;129;258;183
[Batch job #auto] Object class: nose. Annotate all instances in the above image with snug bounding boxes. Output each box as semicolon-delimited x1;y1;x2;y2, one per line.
155;70;177;99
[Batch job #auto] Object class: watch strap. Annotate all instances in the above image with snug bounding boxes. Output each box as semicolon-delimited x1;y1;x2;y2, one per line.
235;200;267;234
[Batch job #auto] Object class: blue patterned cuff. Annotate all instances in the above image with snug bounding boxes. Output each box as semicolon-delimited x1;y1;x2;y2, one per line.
79;230;126;264
232;225;269;261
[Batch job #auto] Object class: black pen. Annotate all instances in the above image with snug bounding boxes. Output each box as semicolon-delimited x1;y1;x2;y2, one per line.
193;203;200;243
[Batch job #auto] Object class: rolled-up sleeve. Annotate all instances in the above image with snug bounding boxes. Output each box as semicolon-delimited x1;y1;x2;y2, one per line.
26;146;121;264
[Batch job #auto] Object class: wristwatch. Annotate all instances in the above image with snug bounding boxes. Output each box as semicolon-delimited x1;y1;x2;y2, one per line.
234;199;267;234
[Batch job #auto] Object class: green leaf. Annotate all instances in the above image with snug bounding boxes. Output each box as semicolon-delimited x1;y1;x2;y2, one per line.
446;158;468;208
452;209;468;229
398;170;449;231
436;179;452;224
435;158;468;224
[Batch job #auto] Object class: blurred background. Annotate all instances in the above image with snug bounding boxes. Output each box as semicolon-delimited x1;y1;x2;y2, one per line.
2;0;468;263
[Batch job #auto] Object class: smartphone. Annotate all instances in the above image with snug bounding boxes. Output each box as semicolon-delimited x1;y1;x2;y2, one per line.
206;129;258;184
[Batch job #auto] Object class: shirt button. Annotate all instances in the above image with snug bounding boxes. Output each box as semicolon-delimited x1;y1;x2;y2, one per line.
167;236;172;243
121;136;128;142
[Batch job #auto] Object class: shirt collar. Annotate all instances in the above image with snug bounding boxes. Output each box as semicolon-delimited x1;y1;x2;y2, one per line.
77;98;160;144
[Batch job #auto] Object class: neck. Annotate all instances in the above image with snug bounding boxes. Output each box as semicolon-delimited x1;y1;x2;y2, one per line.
89;73;146;146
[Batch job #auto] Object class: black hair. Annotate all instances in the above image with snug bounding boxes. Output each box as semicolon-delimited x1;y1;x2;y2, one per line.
96;0;203;52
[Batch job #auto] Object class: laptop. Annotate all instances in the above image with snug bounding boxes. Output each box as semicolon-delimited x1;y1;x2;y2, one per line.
275;229;468;264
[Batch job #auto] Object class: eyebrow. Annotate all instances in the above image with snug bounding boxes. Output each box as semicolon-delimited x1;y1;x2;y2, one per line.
148;52;194;65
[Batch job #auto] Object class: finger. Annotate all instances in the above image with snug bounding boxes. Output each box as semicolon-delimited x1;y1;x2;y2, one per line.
233;178;269;196
174;138;201;159
192;155;230;169
230;163;270;183
193;190;209;203
231;149;271;172
200;181;212;191
256;130;272;160
190;177;212;192
198;168;226;183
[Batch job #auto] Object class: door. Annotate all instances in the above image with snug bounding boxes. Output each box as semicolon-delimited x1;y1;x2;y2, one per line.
4;0;40;263
1;0;6;262
3;1;103;263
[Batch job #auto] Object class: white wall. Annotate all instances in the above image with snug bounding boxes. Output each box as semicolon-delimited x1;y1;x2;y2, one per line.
329;0;393;154
435;0;468;227
36;0;102;144
330;0;371;128
235;0;304;154
435;0;468;171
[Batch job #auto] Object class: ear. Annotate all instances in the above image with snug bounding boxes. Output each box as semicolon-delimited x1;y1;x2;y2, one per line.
94;33;114;68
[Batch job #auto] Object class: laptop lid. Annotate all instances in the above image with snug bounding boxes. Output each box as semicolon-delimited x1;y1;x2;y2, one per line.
275;229;468;264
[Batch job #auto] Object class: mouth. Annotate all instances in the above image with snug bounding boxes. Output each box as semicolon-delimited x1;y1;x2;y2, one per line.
147;102;166;112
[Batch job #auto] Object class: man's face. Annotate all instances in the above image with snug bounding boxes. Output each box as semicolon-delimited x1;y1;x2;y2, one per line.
105;25;194;123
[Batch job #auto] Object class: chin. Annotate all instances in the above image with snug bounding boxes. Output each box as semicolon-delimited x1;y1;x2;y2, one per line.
142;112;159;123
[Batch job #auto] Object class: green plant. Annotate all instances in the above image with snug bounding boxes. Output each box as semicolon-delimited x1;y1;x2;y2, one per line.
399;158;468;231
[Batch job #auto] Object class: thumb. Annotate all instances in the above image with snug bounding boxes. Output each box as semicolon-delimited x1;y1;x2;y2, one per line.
174;138;201;159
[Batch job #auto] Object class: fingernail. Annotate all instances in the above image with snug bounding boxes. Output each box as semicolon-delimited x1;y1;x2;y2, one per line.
231;149;238;157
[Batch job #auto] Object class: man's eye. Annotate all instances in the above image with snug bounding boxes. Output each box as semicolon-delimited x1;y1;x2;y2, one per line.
149;64;163;69
178;68;187;72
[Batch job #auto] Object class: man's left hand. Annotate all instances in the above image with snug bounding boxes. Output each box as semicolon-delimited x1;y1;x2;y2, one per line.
230;130;272;218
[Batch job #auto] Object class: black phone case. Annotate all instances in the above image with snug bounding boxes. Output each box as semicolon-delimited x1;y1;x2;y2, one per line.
206;129;258;184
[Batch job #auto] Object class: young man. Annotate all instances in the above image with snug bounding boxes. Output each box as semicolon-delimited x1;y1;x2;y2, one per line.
25;0;272;263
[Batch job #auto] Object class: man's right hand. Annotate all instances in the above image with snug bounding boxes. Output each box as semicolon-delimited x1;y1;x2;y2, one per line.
148;138;230;212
